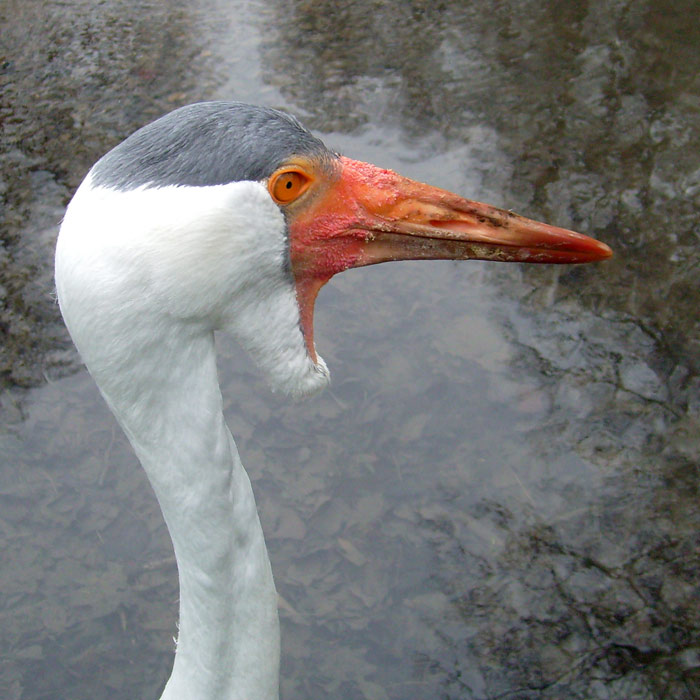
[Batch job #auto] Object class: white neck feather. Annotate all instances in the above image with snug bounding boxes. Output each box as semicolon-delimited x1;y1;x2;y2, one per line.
121;328;280;700
55;176;331;698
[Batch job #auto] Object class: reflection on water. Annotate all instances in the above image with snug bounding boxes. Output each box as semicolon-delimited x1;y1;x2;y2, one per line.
1;1;698;699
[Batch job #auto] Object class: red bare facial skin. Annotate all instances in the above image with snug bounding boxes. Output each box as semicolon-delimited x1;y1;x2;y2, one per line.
287;156;612;362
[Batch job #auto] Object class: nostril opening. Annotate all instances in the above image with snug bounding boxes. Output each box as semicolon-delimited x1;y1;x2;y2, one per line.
429;219;479;234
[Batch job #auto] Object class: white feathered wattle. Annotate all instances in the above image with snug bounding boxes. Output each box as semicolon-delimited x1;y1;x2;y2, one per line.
56;175;328;700
57;174;329;399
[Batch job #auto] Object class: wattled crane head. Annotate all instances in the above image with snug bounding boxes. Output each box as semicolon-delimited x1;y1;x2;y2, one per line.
56;102;611;398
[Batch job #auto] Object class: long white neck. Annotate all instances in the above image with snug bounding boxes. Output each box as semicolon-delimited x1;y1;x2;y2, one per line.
99;327;280;700
55;176;331;700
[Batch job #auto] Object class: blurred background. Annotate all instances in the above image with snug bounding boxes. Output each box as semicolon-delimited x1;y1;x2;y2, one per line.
1;1;698;698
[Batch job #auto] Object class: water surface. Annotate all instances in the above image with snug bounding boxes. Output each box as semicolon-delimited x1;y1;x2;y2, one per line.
1;1;698;699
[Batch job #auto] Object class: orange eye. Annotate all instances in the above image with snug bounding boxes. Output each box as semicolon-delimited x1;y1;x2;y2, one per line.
269;168;311;204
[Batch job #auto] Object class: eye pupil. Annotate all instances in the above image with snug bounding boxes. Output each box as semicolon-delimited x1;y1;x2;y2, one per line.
286;180;293;189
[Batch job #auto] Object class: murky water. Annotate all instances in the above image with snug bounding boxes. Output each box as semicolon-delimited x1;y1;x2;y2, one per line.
1;1;698;698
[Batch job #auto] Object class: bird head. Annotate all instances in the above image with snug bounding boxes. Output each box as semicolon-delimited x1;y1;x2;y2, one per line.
57;102;611;399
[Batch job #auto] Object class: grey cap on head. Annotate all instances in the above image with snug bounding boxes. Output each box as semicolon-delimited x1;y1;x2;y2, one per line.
90;101;337;191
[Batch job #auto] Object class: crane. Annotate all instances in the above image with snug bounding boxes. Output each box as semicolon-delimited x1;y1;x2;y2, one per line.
55;102;611;700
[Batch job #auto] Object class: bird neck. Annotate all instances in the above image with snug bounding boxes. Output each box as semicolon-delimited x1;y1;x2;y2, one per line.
102;329;280;700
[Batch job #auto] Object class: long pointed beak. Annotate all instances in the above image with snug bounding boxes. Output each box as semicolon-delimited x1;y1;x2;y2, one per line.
289;156;612;360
